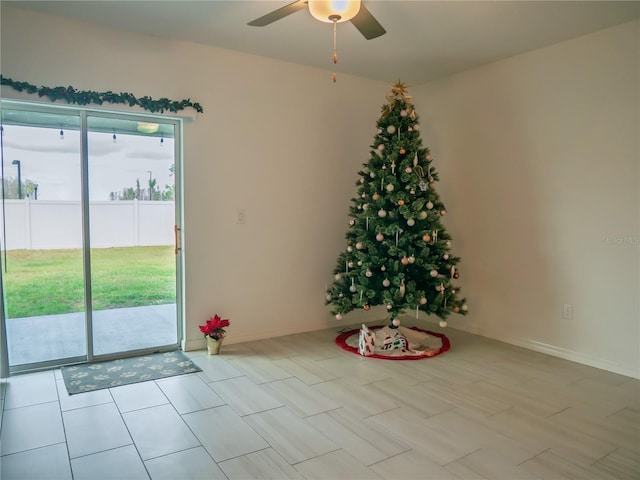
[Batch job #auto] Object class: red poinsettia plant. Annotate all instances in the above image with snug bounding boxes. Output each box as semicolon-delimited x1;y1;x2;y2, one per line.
200;314;230;341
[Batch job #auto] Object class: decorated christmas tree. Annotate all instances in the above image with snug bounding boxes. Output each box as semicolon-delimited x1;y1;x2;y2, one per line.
326;81;467;329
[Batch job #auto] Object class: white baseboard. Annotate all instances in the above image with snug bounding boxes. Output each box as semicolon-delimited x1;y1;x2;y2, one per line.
183;320;344;353
452;323;639;380
186;316;639;380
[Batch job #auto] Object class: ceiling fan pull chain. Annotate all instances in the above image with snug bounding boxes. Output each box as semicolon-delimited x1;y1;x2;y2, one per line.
332;18;338;83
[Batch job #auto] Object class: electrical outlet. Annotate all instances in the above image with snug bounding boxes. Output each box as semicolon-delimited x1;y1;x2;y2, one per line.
563;304;573;320
236;209;245;224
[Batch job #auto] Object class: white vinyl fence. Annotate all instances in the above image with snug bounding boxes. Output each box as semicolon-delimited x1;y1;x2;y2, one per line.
0;199;175;250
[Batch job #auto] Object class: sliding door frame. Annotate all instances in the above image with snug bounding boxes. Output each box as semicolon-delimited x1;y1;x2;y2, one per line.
0;99;185;374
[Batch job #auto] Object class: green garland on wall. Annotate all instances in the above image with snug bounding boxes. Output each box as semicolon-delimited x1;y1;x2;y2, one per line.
1;75;203;114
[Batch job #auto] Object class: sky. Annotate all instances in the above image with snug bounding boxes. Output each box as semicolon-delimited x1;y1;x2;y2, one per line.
1;124;175;201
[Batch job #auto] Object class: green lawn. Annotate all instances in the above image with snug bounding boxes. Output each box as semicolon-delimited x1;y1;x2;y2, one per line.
4;246;176;318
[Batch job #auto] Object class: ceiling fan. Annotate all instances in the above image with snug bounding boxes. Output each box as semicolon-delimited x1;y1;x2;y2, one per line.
247;0;386;40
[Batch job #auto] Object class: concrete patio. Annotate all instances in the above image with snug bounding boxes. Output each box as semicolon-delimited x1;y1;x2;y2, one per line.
6;303;178;366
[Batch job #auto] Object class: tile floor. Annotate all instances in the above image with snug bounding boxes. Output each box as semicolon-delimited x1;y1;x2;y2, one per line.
0;323;638;479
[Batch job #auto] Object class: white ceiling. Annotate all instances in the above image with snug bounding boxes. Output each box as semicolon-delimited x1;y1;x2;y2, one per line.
6;1;640;84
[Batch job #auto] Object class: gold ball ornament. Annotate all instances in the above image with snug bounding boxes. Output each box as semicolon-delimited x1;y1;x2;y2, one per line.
356;242;363;250
430;269;438;277
420;297;427;304
336;313;343;320
363;304;370;311
440;210;447;216
397;199;405;206
454;272;460;279
382;279;391;287
378;209;387;218
399;148;406;155
372;193;380;200
407;218;415;226
376;233;384;241
453;306;460;313
386;184;394;192
422;233;431;242
401;257;409;265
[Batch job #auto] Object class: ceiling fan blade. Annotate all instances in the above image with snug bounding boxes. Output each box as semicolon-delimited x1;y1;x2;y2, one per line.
350;3;386;40
247;0;308;27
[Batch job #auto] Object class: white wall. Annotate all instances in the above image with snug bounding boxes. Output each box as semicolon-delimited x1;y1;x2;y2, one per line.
412;21;640;378
1;6;386;350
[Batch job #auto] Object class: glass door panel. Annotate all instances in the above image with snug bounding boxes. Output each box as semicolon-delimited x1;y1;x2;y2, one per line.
1;108;86;367
86;115;178;356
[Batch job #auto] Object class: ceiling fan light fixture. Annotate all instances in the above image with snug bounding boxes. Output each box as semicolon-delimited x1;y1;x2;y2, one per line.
308;0;361;23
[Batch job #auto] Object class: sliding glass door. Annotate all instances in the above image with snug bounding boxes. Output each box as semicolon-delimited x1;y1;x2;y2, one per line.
87;114;179;356
1;108;86;368
0;101;183;372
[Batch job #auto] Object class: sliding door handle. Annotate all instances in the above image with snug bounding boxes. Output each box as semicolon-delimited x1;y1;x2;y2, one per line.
174;224;181;255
